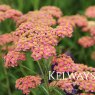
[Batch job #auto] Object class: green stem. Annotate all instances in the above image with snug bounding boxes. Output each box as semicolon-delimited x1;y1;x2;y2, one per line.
18;0;23;11
37;61;50;94
4;68;12;95
0;51;12;95
19;64;27;76
37;61;44;78
20;64;37;75
33;0;39;10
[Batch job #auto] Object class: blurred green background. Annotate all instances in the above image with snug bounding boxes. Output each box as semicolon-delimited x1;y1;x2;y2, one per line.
0;0;95;95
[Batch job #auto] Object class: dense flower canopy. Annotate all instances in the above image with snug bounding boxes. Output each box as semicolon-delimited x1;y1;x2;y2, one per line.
1;4;95;95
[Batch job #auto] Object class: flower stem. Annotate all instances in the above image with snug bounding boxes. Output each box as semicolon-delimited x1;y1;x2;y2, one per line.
4;68;12;95
37;61;50;94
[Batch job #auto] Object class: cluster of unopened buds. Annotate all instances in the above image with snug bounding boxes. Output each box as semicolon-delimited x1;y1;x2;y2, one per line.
1;4;95;95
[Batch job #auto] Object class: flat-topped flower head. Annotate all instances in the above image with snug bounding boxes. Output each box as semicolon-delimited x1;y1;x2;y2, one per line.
40;6;63;18
4;9;22;21
58;16;75;27
16;76;41;95
0;5;11;12
16;11;56;26
4;6;73;61
58;15;87;27
4;51;26;67
14;23;57;60
82;21;95;32
54;21;73;38
52;54;95;73
52;54;75;72
85;6;95;18
31;45;56;60
0;5;23;22
50;79;73;93
78;36;95;48
0;33;13;46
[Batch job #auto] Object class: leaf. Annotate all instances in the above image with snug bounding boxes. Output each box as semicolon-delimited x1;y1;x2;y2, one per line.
39;85;49;95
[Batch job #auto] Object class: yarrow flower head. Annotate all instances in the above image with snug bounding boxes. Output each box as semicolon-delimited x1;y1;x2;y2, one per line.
40;6;63;18
54;21;73;38
85;6;95;18
14;23;58;60
58;14;88;28
10;6;73;61
50;71;95;94
50;79;73;93
15;76;41;95
0;5;11;12
52;54;75;72
16;11;56;27
0;5;22;22
78;36;95;48
82;21;95;32
52;53;95;73
4;51;26;67
0;33;13;46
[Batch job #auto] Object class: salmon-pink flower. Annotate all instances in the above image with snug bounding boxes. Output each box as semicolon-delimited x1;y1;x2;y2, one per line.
4;51;26;67
16;11;56;26
0;33;13;46
4;9;22;21
58;15;87;27
54;22;73;38
0;5;22;22
40;6;62;18
31;45;56;60
78;36;95;48
85;6;95;18
50;79;73;93
0;5;11;12
82;21;95;32
52;54;75;72
16;76;41;95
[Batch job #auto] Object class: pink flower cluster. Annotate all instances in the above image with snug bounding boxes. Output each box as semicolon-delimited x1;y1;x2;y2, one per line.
4;51;26;67
54;21;73;37
52;54;75;72
0;5;22;22
50;72;95;95
58;14;88;28
40;6;62;18
50;79;73;93
5;6;73;61
85;6;95;18
76;6;95;48
16;11;56;27
2;5;95;95
78;21;95;48
15;76;41;95
0;32;18;52
52;54;95;73
0;33;13;46
51;53;95;94
78;36;95;48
